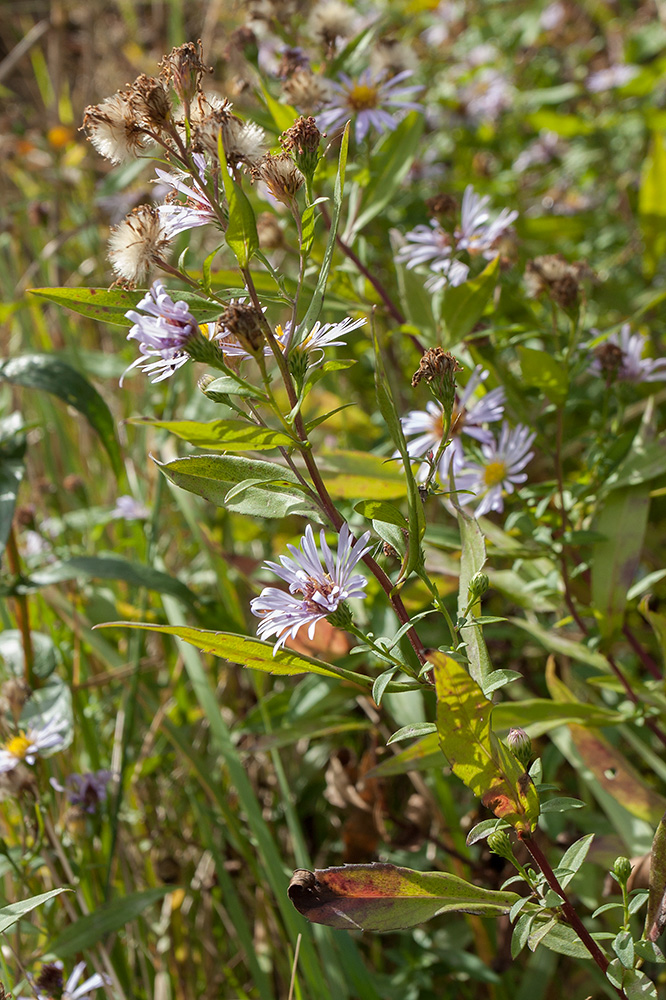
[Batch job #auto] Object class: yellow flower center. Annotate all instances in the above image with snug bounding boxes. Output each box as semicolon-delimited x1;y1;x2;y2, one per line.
483;460;507;487
4;733;32;760
348;84;379;111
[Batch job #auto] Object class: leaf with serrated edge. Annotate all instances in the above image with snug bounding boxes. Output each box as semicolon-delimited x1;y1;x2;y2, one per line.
287;863;521;931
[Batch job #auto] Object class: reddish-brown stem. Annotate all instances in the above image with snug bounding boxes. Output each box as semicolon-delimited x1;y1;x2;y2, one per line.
622;624;661;680
607;654;666;749
6;526;35;690
518;832;627;998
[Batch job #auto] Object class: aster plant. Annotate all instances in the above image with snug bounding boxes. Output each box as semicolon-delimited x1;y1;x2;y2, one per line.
24;10;666;1000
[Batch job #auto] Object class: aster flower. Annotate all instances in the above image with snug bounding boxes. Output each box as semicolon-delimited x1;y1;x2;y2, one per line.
279;315;366;361
122;280;199;383
317;69;423;144
455;185;518;258
111;495;150;520
108;204;172;285
0;717;66;773
456;423;535;518
250;524;371;652
589;323;666;384
155;153;219;237
396;220;470;291
513;130;562;173
19;960;108;1000
51;770;113;813
402;367;506;480
586;65;639;93
459;68;513;123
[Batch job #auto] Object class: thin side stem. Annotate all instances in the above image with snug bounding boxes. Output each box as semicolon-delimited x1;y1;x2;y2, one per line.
5;526;35;689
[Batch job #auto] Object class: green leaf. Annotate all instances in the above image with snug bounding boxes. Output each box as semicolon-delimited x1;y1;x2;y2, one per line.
0;888;70;934
157;454;323;520
639;133;666;278
354;500;407;527
363;732;443;779
639;596;666;673
433;651;540;832
0;355;122;478
24;555;196;605
646;811;666;941
614;929;635;969
372;668;397;706
297;123;349;340
20;675;73;751
603;430;666;491
45;888;173;958
456;508;494;693
301;203;318;259
536;921;592;959
442;256;499;345
95;623;370;686
218;138;258;269
540;796;585;813
592;485;651;640
517;346;568;405
0;412;26;555
387;722;437;745
319;449;407;500
288;863;521;931
351;112;424;235
0;630;57;679
131;417;294;451
203;375;268;400
260;85;299;132
30;287;224;327
493;699;621;737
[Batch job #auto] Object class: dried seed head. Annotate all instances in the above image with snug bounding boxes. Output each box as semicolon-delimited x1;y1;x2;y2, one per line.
277;47;310;79
108;204;172;286
36;963;64;997
257;152;304;206
130;74;172;130
82;90;150;163
282;70;332;115
308;0;358;47
425;193;458;218
280;116;322;182
160;40;210;107
222;117;267;168
411;347;461;389
191;99;240;157
524;254;593;310
219;302;265;355
593;341;624;384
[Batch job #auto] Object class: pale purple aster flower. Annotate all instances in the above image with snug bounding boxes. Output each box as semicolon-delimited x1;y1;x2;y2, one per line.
111;495;149;520
459;68;513;123
250;524;371;652
278;315;367;363
317;69;423;143
589;323;666;383
456;422;535;517
455;185;518;258
122;280;199;383
586;65;639;93
540;1;566;30
422;1;463;47
402;367;506;480
50;770;113;813
156;153;219;237
513;130;562;173
18;960;108;1000
396;220;470;292
0;717;66;773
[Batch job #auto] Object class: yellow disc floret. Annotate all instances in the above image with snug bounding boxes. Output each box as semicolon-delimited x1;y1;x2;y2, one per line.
483;460;507;487
348;84;379;111
4;732;33;760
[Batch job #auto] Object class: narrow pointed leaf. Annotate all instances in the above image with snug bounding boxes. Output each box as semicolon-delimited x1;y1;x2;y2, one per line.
647;812;666;941
0;888;70;934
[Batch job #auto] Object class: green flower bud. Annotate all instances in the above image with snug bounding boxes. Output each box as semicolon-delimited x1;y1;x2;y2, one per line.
507;728;533;769
613;856;633;884
467;571;490;604
198;374;231;405
487;829;516;864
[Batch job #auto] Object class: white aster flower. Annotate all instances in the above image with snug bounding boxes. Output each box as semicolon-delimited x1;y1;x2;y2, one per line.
513;130;562;172
459;68;513;123
122;280;199;383
278;315;366;362
155;153;219;237
317;69;423;144
456;422;535;517
111;495;150;520
18;960;108;1000
396;220;470;292
455;185;518;257
589;323;666;384
402;367;506;480
251;524;371;652
108;204;172;285
0;717;66;773
586;64;639;93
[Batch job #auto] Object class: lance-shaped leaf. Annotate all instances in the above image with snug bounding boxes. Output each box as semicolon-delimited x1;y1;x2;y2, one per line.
30;287;223;327
646;812;666;942
0;888;70;935
287;863;521;932
592;484;650;641
218;138;258;269
131;417;295;451
456;507;494;693
442;255;499;344
433;652;539;832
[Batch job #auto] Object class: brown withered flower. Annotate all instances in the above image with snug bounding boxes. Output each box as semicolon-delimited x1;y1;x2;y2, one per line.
160;40;210;109
524;254;593;310
219;302;265;355
130;74;172;131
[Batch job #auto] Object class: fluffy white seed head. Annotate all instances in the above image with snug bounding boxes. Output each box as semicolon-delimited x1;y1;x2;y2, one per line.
108;205;172;285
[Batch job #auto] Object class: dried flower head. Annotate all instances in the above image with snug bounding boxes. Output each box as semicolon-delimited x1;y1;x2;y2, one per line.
222;117;267;168
191;97;239;156
82;91;150;163
589;324;666;385
307;0;358;47
108;204;172;286
160;40;210;108
36;963;64;996
283;70;332;115
411;348;461;389
218;302;265;355
257;152;304;206
277;47;310;79
280;116;322;181
524;255;592;310
130;74;172;130
426;193;458;218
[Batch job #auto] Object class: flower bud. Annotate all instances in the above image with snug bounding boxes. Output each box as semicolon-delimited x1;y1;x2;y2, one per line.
487;829;516;863
613;856;633;884
507;728;533;769
467;571;489;604
198;374;231;405
280;116;322;185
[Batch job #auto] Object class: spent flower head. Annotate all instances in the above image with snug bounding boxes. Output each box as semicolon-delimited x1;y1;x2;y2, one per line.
108;204;172;286
456;422;535;518
21;960;109;1000
589;324;666;385
317;69;423;144
250;524;371;652
51;770;113;813
82;90;152;163
160;40;210;110
0;717;66;773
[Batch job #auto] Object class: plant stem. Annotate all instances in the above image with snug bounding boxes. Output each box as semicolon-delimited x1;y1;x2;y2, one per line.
5;526;35;689
518;832;627;998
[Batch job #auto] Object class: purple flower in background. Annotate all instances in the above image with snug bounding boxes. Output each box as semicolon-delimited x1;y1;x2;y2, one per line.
396;221;470;291
455;186;518;257
456;422;535;517
589;323;666;384
122;280;199;383
251;524;371;652
402;367;506;480
317;69;422;143
0;717;66;773
111;495;149;520
51;770;113;813
18;960;108;1000
586;65;639;93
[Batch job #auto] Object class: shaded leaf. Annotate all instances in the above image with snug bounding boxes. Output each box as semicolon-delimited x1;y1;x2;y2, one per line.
24;555;196;605
456;508;494;693
442;256;499;344
0;630;57;679
592;485;650;640
517;346;568;405
45;888;173;958
30;287;223;327
288;863;521;931
351;112;424;235
0;412;26;556
646;811;666;941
